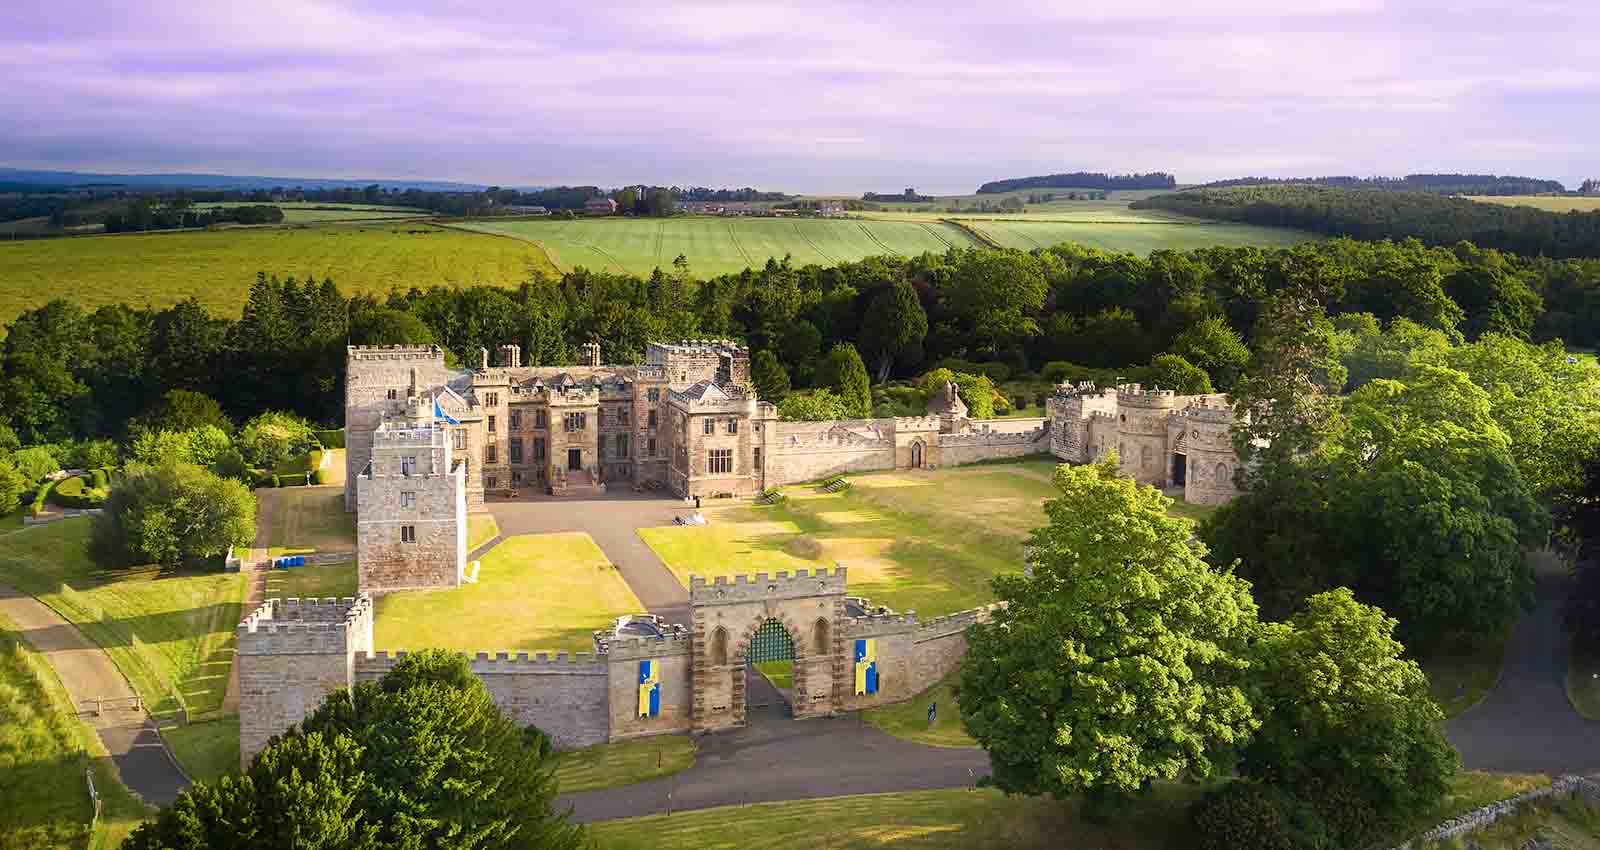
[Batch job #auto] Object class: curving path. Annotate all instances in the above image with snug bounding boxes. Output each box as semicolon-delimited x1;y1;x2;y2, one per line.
1446;561;1600;775
0;582;189;807
559;671;989;822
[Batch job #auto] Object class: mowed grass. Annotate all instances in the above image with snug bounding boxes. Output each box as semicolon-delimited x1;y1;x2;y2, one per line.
553;735;696;794
264;561;358;600
0;519;246;720
1468;195;1600;213
642;463;1061;616
0;222;558;326
162;715;241;784
958;217;1312;254
589;784;1210;850
261;487;355;557
0;613;153;850
374;533;642;653
863;669;975;748
458;216;978;276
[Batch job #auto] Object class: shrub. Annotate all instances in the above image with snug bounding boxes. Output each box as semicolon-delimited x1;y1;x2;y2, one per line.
784;535;824;560
71;438;120;469
1189;782;1332;850
313;429;346;449
238;411;317;469
11;446;59;482
0;457;25;517
270;475;282;489
89;468;110;490
91;462;255;566
278;473;311;488
51;475;107;509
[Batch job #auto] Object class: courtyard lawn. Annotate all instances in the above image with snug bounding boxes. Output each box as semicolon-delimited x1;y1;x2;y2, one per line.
863;670;976;748
641;464;1061;616
754;660;793;690
374;533;642;653
262;486;355;558
589;784;1210;850
264;560;359;600
0;519;246;721
467;513;500;552
1569;641;1600;720
553;735;697;794
162;715;241;784
0;613;153;850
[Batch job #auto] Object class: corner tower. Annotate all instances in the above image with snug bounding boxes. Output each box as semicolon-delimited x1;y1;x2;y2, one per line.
1114;384;1178;486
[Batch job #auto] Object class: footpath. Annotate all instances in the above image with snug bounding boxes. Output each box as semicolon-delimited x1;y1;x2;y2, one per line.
0;582;189;807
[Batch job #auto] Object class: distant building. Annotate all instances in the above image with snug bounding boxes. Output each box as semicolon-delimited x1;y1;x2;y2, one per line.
584;197;618;215
499;205;548;216
818;200;846;217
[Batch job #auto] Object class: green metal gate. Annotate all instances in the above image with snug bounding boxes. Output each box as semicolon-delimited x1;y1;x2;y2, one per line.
745;618;795;665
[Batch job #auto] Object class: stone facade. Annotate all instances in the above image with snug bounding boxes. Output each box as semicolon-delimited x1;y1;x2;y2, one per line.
354;401;467;593
1048;381;1245;505
236;575;995;766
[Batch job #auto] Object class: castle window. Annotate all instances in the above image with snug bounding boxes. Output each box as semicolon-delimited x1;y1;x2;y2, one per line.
487;443;497;463
565;412;586;432
401;455;417;476
485;392;499;407
452;430;466;450
648;388;660;402
647;437;657;457
754;447;762;469
813;618;830;654
486;476;497;490
535;409;547;429
710;627;729;666
387;388;398;400
648;410;657;429
401;491;415;509
709;448;733;475
509;439;523;464
401;525;416;544
704;419;715;435
510;410;522;431
598;408;607;427
618;407;630;425
617;434;630;458
727;419;738;435
598;440;607;459
535;437;546;460
488;415;496;434
513;471;523;486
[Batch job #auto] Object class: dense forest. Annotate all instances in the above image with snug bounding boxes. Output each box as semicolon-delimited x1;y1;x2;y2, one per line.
1133;185;1600;259
1196;173;1567;195
976;171;1177;193
4;235;1600;448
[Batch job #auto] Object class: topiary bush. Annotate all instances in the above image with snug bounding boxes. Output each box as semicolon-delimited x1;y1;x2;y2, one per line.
89;468;110;490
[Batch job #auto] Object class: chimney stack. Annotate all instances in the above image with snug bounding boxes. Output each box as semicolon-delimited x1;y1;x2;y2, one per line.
579;342;602;367
498;344;521;369
478;347;490;370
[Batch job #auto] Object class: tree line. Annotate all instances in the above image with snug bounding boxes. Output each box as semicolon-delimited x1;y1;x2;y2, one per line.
1133;184;1600;259
976;171;1177;193
1196;173;1568;195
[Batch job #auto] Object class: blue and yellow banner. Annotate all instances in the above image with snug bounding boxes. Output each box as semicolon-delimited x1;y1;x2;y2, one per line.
853;639;878;696
637;660;660;718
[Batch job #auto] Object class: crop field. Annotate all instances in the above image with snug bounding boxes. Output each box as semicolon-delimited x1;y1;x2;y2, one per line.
457;217;977;275
1467;195;1600;213
191;201;432;223
0;222;558;326
957;217;1312;254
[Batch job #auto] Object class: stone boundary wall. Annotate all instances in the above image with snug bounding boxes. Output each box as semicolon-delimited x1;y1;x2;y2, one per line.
604;633;694;741
1389;775;1600;850
689;567;849;605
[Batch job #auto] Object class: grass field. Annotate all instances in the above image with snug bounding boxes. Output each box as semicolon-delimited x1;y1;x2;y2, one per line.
162;715;241;784
553;735;696;794
1446;795;1600;849
191;201;431;224
264;561;358;599
589;784;1209;850
0;222;558;326
261;487;355;558
955;216;1310;254
1468;195;1600;213
0;612;153;850
374;532;642;653
0;519;246;720
641;463;1061;616
863;669;975;748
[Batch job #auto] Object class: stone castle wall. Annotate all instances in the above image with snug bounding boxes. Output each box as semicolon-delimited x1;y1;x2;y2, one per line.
343;346;455;511
604;633;694;741
236;597;372;767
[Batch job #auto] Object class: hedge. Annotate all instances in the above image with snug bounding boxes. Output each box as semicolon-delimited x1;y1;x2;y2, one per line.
312;469;330;486
30;478;58;516
88;468;110;489
314;429;346;449
277;473;312;488
50;474;107;509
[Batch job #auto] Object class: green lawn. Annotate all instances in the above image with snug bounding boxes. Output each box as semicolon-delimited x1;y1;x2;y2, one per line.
864;670;975;748
553;735;697;794
162;716;241;784
589;784;1210;850
264;560;359;600
467;514;499;552
0;612;153;850
0;519;246;721
1421;629;1510;719
1378;771;1548;847
262;486;355;557
641;464;1061;616
374;533;642;653
0;222;558;327
1569;641;1600;720
754;660;793;690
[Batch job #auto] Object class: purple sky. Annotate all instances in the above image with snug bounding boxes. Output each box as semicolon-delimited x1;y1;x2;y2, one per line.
4;1;1597;193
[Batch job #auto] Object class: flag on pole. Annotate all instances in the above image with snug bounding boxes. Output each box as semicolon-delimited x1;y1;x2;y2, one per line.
433;395;461;426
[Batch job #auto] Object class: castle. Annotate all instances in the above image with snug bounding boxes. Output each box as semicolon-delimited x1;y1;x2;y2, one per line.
235;341;1250;766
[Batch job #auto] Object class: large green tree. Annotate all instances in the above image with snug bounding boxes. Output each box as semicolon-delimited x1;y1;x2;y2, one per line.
750;349;791;402
943;248;1047;354
1230;286;1348;483
125;650;583;850
91;462;255;567
858;280;928;382
1171;316;1249;391
817;343;872;418
960;456;1259;810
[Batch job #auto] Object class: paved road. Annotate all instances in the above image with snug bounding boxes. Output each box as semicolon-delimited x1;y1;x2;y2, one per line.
0;583;189;807
484;492;695;625
559;669;990;822
1447;564;1600;774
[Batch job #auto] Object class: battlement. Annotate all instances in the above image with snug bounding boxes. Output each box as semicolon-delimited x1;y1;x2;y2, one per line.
356;649;608;673
347;344;445;362
1180;404;1235;424
1087;409;1118;421
1115;383;1178;407
603;631;695;660
915;604;999;638
892;416;943;432
689;567;848;604
647;339;747;358
237;596;371;655
937;428;1045;446
842;610;919;630
371;423;445;447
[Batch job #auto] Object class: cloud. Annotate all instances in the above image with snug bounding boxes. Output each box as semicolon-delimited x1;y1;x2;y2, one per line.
1;0;1596;190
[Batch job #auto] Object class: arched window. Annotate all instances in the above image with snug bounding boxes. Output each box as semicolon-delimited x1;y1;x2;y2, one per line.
1215;463;1229;485
812;618;830;655
1140;445;1151;469
910;441;924;468
710;626;728;666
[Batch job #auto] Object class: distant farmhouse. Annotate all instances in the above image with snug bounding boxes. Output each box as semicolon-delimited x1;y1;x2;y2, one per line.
584;197;618;215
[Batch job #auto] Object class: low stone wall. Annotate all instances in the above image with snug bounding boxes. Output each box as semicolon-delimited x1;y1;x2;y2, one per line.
936;426;1050;467
1389;775;1600;850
